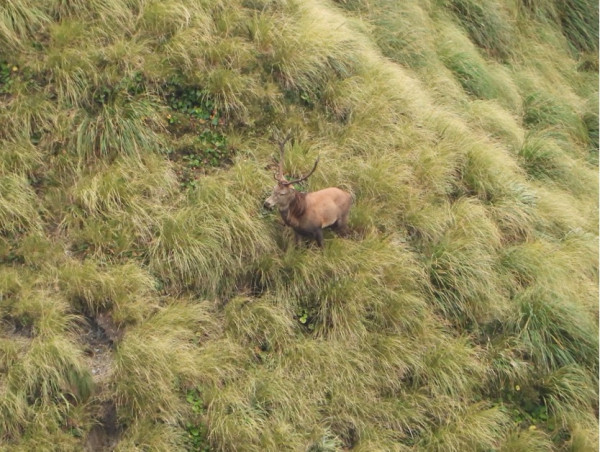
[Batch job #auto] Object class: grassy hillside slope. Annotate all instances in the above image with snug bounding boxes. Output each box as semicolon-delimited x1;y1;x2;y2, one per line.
0;0;598;450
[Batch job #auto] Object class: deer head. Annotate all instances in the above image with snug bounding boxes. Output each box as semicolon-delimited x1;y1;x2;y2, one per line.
264;133;319;210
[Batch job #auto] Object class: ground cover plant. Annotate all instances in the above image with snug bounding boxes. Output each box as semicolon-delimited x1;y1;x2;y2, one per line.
0;0;597;450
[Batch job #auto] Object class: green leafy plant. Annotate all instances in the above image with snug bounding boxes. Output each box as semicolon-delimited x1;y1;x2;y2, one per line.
164;78;218;123
185;388;210;451
0;61;17;94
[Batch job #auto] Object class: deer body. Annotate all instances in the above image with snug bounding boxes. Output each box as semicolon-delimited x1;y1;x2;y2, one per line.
264;133;352;247
266;186;352;247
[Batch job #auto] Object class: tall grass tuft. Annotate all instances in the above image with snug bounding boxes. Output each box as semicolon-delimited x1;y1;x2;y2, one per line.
500;428;553;451
148;173;276;296
6;334;93;406
368;0;438;69
0;0;49;51
427;198;508;325
224;295;298;352
72;94;166;162
421;402;511;451
537;364;597;423
112;301;216;423
556;0;599;53
522;90;587;143
414;336;485;398
0;173;42;236
58;260;158;324
518;131;598;196
0;138;42;176
436;24;521;110
442;0;517;61
506;285;598;370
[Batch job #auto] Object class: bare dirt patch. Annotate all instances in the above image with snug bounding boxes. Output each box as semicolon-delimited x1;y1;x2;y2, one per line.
80;315;122;450
84;401;121;452
81;314;115;385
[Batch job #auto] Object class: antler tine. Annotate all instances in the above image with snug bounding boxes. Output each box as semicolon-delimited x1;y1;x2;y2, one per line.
274;129;293;182
283;156;320;186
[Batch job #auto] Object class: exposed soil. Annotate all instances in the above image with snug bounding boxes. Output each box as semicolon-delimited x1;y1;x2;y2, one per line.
81;314;115;385
84;401;121;452
1;315;33;338
80;315;121;451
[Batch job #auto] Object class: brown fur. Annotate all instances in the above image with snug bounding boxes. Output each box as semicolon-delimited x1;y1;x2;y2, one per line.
281;192;306;228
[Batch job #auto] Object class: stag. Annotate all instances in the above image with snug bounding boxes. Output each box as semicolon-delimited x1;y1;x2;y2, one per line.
264;133;352;247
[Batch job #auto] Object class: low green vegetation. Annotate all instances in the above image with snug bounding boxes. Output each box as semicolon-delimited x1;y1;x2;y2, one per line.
0;0;597;450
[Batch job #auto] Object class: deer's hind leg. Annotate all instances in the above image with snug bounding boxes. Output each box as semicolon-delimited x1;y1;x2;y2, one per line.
332;213;350;237
310;228;323;247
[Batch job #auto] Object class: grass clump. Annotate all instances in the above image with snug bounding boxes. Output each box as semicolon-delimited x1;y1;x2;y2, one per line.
442;0;517;61
147;175;276;296
507;285;598;370
0;173;42;236
421;402;511;451
427;198;508;326
72;94;166;162
518;131;598;196
436;24;521;110
0;0;48;51
522;90;587;141
224;295;297;352
556;0;599;53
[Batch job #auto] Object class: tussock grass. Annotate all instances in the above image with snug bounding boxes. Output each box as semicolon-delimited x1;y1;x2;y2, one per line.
115;418;187;451
1;327;93;446
224;295;297;352
139;0;192;41
0;85;57;143
368;0;438;70
112;301;216;423
0;0;48;51
583;94;599;162
507;285;598;370
556;0;599;53
10;335;93;403
487;181;538;243
265;2;363;96
563;423;600;452
72;155;177;215
58;260;158;324
61;155;177;259
500;427;553;451
533;185;596;235
522;90;588;143
538;364;597;423
421;402;511;451
0;138;43;176
1;288;79;338
0;173;42;236
72;94;166;162
427;198;508;325
148;175;277;296
258;237;428;340
436;24;521;110
518;131;598;196
442;0;517;61
460;141;524;201
468;100;525;152
414;336;485;398
0;0;597;449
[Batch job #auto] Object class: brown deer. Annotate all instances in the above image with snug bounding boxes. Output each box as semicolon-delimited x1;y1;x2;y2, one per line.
264;133;352;247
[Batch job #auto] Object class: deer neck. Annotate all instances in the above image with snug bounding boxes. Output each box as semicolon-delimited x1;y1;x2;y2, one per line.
279;191;306;227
